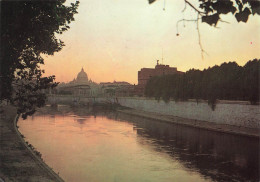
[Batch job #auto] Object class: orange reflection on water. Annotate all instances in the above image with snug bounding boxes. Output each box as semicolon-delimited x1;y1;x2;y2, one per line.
18;108;210;182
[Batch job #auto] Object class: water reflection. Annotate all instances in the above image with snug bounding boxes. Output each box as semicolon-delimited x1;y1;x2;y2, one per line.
112;112;259;182
19;106;259;182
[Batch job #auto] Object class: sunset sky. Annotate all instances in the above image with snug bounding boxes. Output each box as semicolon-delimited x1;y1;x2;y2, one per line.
42;0;259;84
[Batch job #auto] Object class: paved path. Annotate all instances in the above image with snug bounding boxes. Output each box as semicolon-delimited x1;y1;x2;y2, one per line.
0;106;64;182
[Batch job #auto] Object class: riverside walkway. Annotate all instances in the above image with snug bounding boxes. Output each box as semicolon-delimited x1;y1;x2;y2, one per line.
0;106;63;182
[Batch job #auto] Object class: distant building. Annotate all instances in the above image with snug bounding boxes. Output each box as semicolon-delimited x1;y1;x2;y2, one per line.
57;68;101;97
54;61;182;98
136;60;183;95
100;81;135;97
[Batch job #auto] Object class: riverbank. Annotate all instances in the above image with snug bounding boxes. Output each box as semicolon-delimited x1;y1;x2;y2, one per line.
48;96;260;129
0;106;64;182
47;94;260;137
117;107;260;138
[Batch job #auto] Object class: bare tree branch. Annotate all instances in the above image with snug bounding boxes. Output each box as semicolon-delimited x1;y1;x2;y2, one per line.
176;18;200;35
196;14;208;59
219;19;230;24
184;0;206;15
182;1;187;12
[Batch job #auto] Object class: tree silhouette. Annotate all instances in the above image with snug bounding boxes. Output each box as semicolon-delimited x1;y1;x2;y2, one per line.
0;0;79;118
145;59;260;107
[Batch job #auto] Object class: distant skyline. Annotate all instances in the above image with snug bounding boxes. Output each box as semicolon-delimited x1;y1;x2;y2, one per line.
42;0;259;84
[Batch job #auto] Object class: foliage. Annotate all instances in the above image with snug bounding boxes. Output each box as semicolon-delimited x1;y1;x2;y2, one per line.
149;0;260;26
0;0;79;118
58;90;73;95
145;59;260;107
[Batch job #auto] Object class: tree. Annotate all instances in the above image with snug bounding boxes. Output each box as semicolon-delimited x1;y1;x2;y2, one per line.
148;0;260;58
242;59;260;104
144;59;260;107
149;0;260;25
0;0;79;118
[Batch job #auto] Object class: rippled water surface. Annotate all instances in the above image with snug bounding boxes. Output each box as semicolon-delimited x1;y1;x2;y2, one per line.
18;106;259;182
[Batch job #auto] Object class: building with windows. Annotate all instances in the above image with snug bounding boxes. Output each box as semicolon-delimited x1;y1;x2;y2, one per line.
136;60;183;95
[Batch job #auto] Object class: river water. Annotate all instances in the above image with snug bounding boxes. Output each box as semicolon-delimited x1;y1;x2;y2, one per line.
18;105;259;182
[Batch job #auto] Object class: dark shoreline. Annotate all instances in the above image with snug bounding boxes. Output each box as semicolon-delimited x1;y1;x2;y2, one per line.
0;106;64;182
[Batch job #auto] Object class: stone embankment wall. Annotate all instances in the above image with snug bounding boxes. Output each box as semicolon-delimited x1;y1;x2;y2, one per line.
115;97;260;129
47;95;260;129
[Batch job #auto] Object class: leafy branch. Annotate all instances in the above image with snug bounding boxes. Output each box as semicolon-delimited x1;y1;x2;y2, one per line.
149;0;260;58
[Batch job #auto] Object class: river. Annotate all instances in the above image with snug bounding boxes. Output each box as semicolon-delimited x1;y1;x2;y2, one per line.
18;105;259;182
